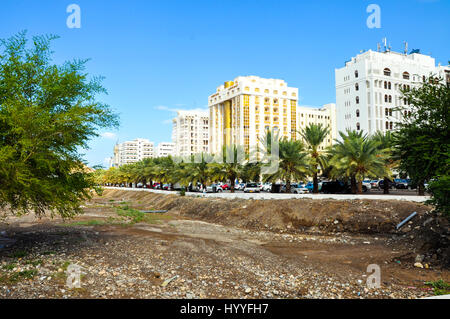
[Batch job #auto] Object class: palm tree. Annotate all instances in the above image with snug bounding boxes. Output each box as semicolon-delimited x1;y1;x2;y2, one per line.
330;130;389;194
241;162;261;183
185;152;212;190
371;131;396;194
259;129;281;192
209;145;244;193
263;138;308;193
299;123;330;193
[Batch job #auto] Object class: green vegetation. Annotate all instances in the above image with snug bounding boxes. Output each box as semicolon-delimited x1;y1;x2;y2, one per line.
426;279;450;295
115;205;171;225
0;32;118;218
393;75;449;215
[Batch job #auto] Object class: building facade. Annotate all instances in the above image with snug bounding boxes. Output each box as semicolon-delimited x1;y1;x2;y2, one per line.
297;103;337;149
335;49;450;136
172;110;209;157
208;76;298;156
112;138;154;167
155;142;175;157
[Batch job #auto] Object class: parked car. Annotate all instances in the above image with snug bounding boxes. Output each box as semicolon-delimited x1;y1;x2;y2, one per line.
205;184;223;193
304;182;323;192
235;183;246;191
244;183;260;193
362;181;371;192
218;183;230;190
370;180;379;188
261;183;272;192
378;179;396;189
291;184;309;194
320;181;350;194
394;179;408;189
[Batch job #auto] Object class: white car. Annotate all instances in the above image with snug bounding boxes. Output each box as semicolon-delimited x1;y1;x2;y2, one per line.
261;183;272;192
244;183;260;193
291;185;309;194
362;181;372;192
204;184;223;193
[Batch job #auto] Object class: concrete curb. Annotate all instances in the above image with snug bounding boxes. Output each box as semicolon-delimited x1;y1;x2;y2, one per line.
102;187;430;202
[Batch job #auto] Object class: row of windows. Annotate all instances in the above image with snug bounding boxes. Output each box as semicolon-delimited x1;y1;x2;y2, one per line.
353;69;411;80
244;87;297;97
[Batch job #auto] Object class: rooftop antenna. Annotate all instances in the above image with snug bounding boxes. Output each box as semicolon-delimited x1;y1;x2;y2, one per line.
388;42;391;51
377;43;381;52
404;41;408;55
383;37;387;51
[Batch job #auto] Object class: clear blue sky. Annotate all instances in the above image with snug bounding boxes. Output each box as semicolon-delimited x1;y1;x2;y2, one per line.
1;0;449;167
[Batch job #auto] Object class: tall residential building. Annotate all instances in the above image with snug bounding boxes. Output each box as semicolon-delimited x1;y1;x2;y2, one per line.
208;76;298;155
112;138;154;167
335;48;450;136
155;142;175;157
297;103;337;149
172;110;209;157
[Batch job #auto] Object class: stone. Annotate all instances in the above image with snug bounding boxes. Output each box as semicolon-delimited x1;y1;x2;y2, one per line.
414;262;424;268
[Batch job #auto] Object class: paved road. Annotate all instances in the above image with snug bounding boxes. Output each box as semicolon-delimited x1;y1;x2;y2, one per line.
104;186;430;202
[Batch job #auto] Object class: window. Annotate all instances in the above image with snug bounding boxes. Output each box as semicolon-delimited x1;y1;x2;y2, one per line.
403;72;410;80
356;122;360;130
355;83;359;91
390;122;393;130
356;109;360;117
384;81;387;89
388;82;391;90
356;96;359;104
383;68;391;76
389;95;392;103
384;95;388;103
355;70;359;78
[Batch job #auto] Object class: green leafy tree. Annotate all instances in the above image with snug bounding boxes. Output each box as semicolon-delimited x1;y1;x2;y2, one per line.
299;123;330;193
0;32;118;217
394;76;450;197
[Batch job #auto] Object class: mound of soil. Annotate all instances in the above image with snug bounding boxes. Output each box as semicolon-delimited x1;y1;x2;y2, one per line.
97;189;449;268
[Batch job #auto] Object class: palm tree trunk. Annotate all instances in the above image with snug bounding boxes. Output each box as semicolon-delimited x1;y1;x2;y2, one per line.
350;175;357;194
286;180;291;193
271;182;276;193
357;180;363;194
230;179;235;193
383;176;390;194
418;180;425;196
313;172;319;194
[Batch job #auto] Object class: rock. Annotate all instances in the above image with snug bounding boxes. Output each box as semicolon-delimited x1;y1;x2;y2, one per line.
245;288;252;294
414;262;424;268
415;255;424;263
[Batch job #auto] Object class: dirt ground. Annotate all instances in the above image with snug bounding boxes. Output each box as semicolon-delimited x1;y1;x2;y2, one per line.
0;189;448;299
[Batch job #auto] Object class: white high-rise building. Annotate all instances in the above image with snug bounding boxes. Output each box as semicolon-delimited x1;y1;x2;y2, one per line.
335;48;450;136
172;110;209;157
297;103;337;149
155;142;175;157
208;76;298;156
112;138;154;167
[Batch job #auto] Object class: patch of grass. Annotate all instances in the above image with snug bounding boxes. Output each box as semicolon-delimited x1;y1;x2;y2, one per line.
10;250;28;258
2;262;16;270
64;219;108;227
426;279;450;296
42;251;56;256
115;206;172;225
8;269;38;283
25;259;43;267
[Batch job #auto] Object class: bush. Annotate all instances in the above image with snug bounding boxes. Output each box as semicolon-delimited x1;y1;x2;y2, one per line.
426;175;450;218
